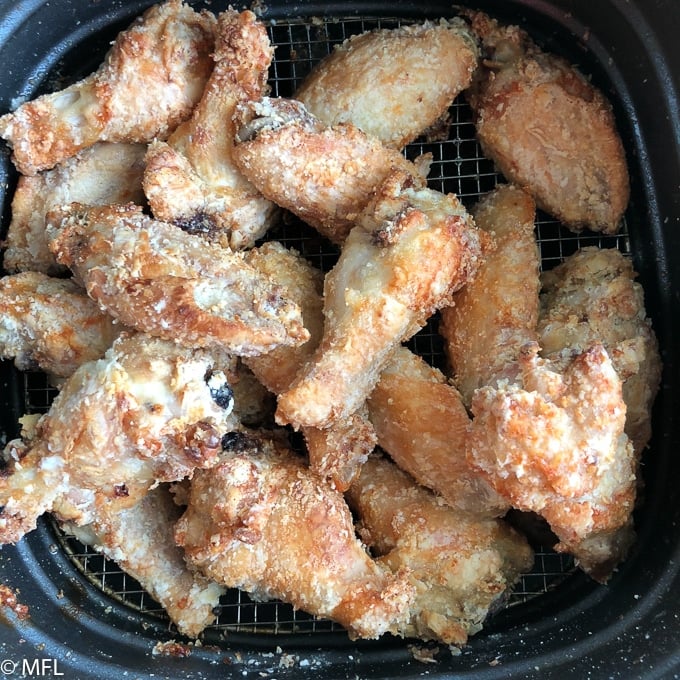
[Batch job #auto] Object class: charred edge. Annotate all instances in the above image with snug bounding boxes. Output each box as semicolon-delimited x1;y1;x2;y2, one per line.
204;369;234;410
174;212;221;240
221;431;260;453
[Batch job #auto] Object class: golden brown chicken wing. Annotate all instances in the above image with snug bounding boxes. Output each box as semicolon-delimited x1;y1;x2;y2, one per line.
346;454;533;645
0;332;240;544
440;184;540;407
175;431;415;640
143;9;278;249
466;342;636;581
4;142;146;275
276;169;484;430
0;272;120;379
233;97;431;244
538;247;661;458
465;10;629;233
62;485;225;638
46;203;308;356
295;18;478;149
0;0;216;175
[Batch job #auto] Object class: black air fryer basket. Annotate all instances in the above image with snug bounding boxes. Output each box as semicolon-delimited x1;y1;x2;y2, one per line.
0;1;678;678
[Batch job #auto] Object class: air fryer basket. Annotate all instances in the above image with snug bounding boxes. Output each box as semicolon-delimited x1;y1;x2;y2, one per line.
0;1;678;678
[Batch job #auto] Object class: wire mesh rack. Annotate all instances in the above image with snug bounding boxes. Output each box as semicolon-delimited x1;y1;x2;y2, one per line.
15;13;630;639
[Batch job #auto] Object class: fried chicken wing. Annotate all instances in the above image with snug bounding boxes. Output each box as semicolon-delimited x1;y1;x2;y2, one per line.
0;272;120;379
440;184;540;407
0;0;216;175
367;346;508;517
346;454;533;645
538;247;661;458
295;18;478;149
143;9;278;249
466;343;636;581
4;142;146;275
465;11;629;233
62;485;225;638
46;203;308;356
175;431;415;640
276;170;484;430
233;97;430;244
0;332;239;544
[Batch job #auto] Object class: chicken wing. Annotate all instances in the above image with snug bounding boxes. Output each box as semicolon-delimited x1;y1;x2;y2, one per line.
440;184;540;407
62;485;225;638
346;454;533;645
295;18;478;149
46;203;308;356
233;97;431;244
0;331;239;544
466;342;636;581
143;9;278;249
276;169;484;430
0;271;120;379
0;0;216;175
4;142;146;275
538;247;661;458
465;10;629;233
367;346;508;517
175;431;415;640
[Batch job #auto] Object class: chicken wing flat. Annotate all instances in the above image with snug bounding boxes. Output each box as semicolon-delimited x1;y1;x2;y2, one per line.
4;142;146;275
538;247;661;459
46;203;308;356
62;485;225;638
367;346;508;517
346;454;533;645
295;18;478;149
0;272;120;379
0;0;216;175
143;9;278;250
465;10;629;233
0;332;239;544
233;97;431;244
467;343;636;581
276;169;484;430
440;184;540;407
175;431;415;640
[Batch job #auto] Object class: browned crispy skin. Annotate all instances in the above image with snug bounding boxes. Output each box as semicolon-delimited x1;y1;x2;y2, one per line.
62;486;225;638
467;343;636;581
440;184;539;407
346;454;533;645
46;203;309;356
175;432;415;640
0;272;120;379
144;9;278;249
276;170;484;430
0;332;240;544
233;97;430;244
367;346;508;517
465;10;629;233
296;18;478;149
538;247;661;459
0;0;217;175
4;142;146;275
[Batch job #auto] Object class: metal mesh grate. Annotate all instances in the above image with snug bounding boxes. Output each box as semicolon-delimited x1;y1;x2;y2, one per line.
21;13;630;637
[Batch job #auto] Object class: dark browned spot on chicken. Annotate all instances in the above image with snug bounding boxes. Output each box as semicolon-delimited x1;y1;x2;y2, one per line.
175;212;220;239
114;483;129;498
221;431;259;453
205;369;234;410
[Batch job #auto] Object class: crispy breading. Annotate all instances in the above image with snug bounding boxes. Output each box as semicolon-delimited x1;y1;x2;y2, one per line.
4;142;146;275
346;454;533;645
440;184;540;407
143;9;278;249
233;97;431;244
465;10;629;233
296;18;478;149
0;272;120;378
0;0;216;175
175;432;415;640
46;203;309;356
0;332;240;544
